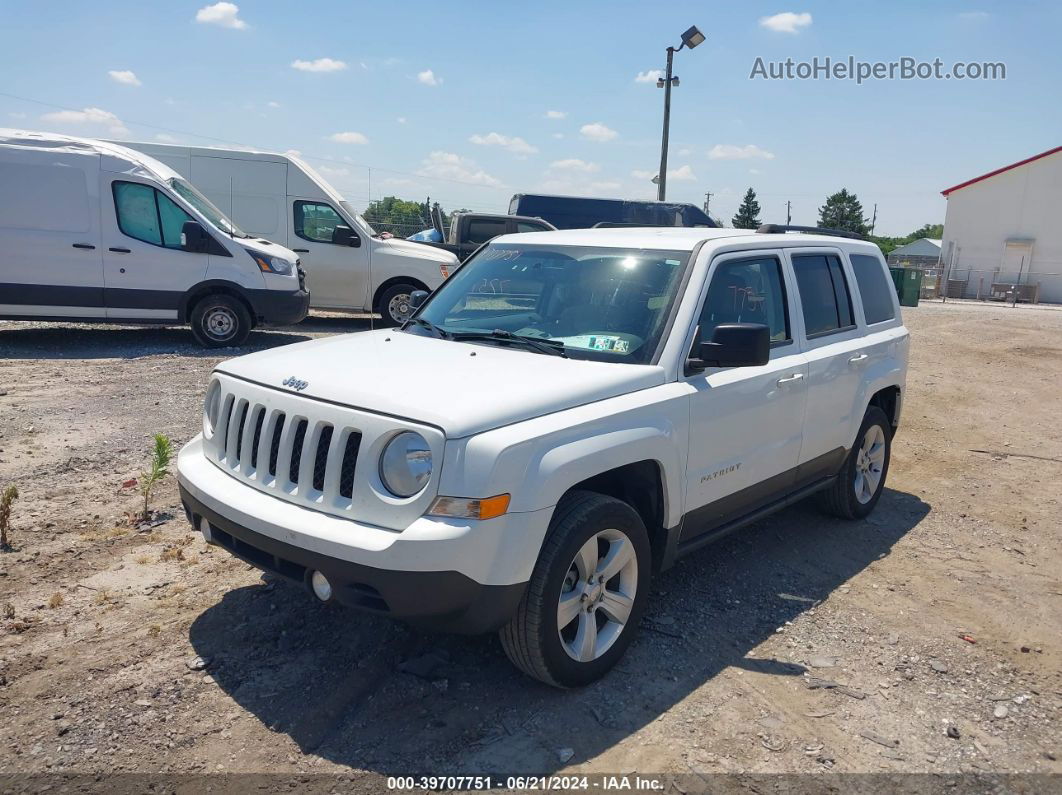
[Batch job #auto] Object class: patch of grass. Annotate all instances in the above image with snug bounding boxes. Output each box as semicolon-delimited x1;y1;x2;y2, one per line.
148;624;161;638
47;592;63;609
2;602;14;619
135;554;151;565
93;589;116;606
159;546;185;563
1;484;18;551
138;434;172;523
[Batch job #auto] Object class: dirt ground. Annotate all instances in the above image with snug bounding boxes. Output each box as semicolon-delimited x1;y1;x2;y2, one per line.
0;301;1059;788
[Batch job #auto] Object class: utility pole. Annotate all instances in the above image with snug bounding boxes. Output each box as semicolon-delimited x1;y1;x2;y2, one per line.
657;46;676;202
703;192;713;215
870;203;878;236
786;200;792;225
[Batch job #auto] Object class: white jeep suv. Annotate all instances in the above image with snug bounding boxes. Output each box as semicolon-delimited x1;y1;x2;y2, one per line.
177;225;908;687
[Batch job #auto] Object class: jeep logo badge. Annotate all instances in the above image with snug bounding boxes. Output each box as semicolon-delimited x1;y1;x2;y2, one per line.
282;376;309;392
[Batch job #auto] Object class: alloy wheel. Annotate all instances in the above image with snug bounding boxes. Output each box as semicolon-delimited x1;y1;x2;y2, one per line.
854;424;886;504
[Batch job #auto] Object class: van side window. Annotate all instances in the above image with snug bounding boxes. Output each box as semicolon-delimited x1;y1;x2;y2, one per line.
113;182;193;249
467;218;507;245
850;253;896;324
699;256;790;344
792;254;855;337
294;201;347;244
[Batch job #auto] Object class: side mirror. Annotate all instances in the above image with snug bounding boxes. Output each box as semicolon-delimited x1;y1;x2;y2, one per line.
332;225;360;247
409;290;429;310
180;220;210;253
687;323;770;373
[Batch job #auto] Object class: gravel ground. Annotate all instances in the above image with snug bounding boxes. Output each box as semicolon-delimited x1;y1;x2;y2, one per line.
0;303;1059;788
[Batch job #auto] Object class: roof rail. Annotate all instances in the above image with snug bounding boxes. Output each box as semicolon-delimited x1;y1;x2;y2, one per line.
756;223;868;241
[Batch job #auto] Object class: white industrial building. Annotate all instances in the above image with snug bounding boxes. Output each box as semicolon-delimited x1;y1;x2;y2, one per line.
940;145;1062;303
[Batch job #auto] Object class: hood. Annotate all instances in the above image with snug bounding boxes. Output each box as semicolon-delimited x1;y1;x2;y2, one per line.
234;236;299;266
215;330;665;438
380;236;458;264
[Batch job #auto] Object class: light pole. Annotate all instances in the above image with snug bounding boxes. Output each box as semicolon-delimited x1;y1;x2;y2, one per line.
656;25;705;201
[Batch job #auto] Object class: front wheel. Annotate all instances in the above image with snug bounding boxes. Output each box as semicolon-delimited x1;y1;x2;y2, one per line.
189;294;252;348
500;491;651;688
377;283;419;327
816;405;892;519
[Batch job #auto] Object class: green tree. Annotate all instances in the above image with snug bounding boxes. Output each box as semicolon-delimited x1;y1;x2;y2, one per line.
731;188;762;229
362;196;429;236
818;188;870;235
909;223;943;240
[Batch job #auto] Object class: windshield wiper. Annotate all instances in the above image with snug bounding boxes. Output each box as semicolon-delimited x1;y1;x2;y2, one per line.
451;329;568;358
403;317;451;339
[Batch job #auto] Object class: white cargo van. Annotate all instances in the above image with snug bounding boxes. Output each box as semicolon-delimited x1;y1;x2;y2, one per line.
0;130;308;347
121;142;459;325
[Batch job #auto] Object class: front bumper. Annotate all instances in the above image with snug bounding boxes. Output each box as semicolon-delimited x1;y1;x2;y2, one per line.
180;485;524;633
247;287;309;326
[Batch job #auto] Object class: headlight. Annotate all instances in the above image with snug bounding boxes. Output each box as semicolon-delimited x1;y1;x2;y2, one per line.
379;432;432;497
248;250;293;275
203;379;221;436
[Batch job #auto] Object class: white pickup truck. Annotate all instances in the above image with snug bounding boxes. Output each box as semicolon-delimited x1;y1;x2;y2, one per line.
177;225;908;687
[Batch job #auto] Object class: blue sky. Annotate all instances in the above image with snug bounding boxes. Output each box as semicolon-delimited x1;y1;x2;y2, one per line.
1;1;1058;235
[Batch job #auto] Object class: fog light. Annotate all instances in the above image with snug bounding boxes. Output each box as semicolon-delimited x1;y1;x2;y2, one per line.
310;570;333;602
198;516;214;544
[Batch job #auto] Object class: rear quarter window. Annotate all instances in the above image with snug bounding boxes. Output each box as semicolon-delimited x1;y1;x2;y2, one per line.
850;253;897;324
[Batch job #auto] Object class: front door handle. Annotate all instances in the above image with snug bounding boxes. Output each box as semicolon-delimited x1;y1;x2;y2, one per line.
72;243;96;250
109;247;131;253
849;353;869;364
292;248;310;253
777;373;804;385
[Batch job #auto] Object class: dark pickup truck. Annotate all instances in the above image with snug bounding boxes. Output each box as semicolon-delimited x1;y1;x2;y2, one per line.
408;206;555;261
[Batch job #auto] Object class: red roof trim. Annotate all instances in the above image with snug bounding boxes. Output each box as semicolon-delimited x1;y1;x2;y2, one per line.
941;145;1062;196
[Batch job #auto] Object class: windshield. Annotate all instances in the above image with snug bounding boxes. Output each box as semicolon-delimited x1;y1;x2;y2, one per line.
340;201;376;235
167;178;247;238
411;242;690;364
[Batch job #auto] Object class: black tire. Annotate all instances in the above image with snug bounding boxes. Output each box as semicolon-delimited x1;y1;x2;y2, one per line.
377;282;419;327
189;294;252;348
499;490;651;688
816;405;892;519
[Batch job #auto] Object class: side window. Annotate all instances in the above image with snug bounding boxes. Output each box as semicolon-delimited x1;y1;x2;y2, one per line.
294;201;346;244
466;218;507;245
850;253;896;324
113;182;162;246
792;254;855;337
699;256;790;344
516;221;546;234
157;191;193;249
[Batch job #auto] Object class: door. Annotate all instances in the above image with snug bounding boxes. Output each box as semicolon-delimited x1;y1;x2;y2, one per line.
289;199;369;310
788;249;866;480
681;251;809;542
0;148;104;318
1000;240;1034;286
101;177;208;320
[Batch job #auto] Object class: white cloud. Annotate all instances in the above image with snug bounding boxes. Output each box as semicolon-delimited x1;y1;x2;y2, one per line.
284;149;302;157
708;143;775;160
417;151;501;187
759;11;812;34
8;112;27;120
329;131;369;145
417;69;441;86
549;158;599;173
154;133;179;143
631;165;695;181
580;122;618;142
267;100;281;108
292;57;347;73
678;147;692;156
397;116;407;124
635;69;664;84
108;70;141;87
749;168;762;175
469;132;538;155
958;10;990;19
631;169;655;181
318;165;350;178
552;133;564;139
40;107;128;136
195;2;247;29
544;110;567;119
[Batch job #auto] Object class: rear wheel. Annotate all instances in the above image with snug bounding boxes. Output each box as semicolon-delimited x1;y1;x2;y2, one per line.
189;294;252;348
816;406;892;519
377;282;418;327
500;491;650;688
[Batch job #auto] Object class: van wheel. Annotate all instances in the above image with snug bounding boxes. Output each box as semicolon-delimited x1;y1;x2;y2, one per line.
500;491;650;688
377;283;418;327
816;406;892;519
190;294;252;348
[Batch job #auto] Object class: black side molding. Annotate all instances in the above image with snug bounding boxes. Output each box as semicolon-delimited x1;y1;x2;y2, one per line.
72;243;96;250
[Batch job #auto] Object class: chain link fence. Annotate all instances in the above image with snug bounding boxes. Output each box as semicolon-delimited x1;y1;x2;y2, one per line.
910;263;1062;304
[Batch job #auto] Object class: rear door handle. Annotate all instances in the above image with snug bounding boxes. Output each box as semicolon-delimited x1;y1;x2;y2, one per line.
292;248;310;253
109;247;131;253
72;243;96;250
849;353;869;364
777;373;804;385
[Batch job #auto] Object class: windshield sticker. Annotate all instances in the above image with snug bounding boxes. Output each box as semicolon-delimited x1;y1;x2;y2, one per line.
590;336;630;353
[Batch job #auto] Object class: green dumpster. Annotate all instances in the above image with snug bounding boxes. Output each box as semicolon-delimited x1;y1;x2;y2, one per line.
889;266;921;307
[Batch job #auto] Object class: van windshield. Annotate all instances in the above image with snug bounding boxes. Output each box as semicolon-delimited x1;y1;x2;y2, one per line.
410;242;690;364
340;200;376;235
167;178;247;238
